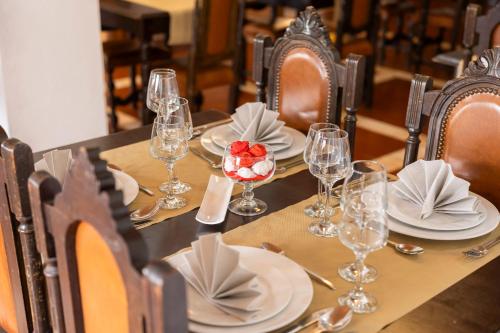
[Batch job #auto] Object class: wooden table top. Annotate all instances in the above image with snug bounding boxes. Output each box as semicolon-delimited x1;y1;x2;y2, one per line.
36;110;498;331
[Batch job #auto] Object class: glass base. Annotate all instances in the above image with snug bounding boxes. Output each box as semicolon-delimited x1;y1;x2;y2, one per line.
338;289;378;314
308;221;337;237
304;201;324;218
228;197;267;216
159;196;187;210
159;180;191;194
338;262;378;284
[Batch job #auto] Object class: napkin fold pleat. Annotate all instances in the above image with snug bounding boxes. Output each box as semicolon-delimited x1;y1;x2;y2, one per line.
34;149;73;185
394;160;479;219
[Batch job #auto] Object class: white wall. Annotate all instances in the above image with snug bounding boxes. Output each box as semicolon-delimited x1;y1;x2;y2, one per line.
0;0;107;152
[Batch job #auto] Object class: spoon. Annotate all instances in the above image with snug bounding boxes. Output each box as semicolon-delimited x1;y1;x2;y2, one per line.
387;240;424;255
130;200;161;222
261;242;335;290
318;305;353;332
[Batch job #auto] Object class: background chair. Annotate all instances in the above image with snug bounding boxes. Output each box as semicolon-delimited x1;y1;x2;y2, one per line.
28;147;187;332
0;129;49;333
403;47;500;207
253;6;365;155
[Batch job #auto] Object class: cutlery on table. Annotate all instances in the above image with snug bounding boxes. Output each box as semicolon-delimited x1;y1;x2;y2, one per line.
191;119;233;139
261;242;335;290
189;147;222;169
275;159;304;174
130;200;161;223
463;235;500;258
285;305;351;333
107;163;155;196
387;240;424;255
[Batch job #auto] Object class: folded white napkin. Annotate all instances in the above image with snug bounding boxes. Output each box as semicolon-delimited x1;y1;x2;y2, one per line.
393;160;479;219
34;149;72;184
196;175;234;224
230;102;292;150
171;233;264;320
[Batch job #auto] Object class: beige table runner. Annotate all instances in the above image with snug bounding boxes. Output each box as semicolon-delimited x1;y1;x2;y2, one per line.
219;196;500;333
100;135;307;228
126;0;194;45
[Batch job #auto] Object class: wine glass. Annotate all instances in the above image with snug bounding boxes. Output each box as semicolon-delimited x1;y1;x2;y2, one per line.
149;115;189;209
338;160;388;284
147;68;179;113
222;141;275;216
337;162;388;314
308;129;350;237
156;97;193;194
303;123;339;218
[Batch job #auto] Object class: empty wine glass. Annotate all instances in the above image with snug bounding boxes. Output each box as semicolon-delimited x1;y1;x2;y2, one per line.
147;68;179;113
149;115;189;209
303;123;339;218
308;129;350;237
222;141;275;216
156;97;193;194
338;160;388;284
337;162;388;314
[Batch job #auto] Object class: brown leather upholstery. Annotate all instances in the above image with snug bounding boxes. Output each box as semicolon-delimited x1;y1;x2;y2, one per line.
351;0;372;30
491;24;500;47
206;0;233;55
440;92;500;207
76;222;128;333
0;228;18;333
277;47;330;133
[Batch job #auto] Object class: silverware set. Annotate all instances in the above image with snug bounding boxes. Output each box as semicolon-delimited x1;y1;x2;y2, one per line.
463;235;500;258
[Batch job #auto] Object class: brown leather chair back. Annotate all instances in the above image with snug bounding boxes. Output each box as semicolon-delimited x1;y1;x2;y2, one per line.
465;3;500;55
350;0;373;31
491;24;500;47
28;148;187;332
0;130;50;333
253;7;366;154
403;48;500;207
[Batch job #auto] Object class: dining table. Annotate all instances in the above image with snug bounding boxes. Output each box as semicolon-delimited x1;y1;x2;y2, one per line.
34;110;500;332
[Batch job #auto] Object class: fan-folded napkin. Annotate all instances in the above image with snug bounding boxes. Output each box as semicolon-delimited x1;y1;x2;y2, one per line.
34;149;72;184
393;160;479;219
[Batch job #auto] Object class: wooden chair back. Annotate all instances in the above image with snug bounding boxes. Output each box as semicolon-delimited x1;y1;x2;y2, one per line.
463;3;500;56
403;47;500;207
28;147;187;332
334;0;378;50
0;130;49;333
253;6;365;154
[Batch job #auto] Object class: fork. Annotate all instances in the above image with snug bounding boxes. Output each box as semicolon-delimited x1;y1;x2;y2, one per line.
462;235;500;258
189;147;222;168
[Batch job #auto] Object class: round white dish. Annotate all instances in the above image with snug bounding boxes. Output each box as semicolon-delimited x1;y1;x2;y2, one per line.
210;124;293;152
200;125;306;161
170;249;293;327
109;169;139;206
387;185;487;231
388;193;499;240
187;246;313;333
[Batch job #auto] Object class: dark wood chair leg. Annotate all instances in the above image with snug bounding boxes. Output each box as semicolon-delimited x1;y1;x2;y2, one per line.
364;56;375;108
107;65;118;132
130;64;138;110
228;83;239;114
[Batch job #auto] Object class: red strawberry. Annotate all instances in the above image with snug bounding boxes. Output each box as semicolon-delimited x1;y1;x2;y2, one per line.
230;141;249;155
237;152;254;168
249;144;267;157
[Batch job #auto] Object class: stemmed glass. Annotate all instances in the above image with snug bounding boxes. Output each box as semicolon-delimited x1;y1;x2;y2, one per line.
222;142;275;216
337;161;388;314
149;115;189;210
338;161;388;284
147;68;179;113
156;97;193;194
308;129;350;237
303;123;339;218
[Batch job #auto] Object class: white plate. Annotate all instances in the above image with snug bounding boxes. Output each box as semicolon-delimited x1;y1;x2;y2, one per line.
169;247;293;327
387;185;487;231
210;124;293;152
388;193;499;240
187;246;313;333
109;169;139;206
201;125;306;161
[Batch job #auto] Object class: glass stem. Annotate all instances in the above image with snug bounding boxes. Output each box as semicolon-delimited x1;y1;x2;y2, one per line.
321;181;332;226
170;165;179;185
316;179;323;206
165;162;175;200
242;183;255;207
354;253;367;293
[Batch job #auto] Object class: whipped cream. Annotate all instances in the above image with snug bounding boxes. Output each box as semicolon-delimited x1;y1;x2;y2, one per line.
224;156;236;172
236;167;256;179
252;160;273;176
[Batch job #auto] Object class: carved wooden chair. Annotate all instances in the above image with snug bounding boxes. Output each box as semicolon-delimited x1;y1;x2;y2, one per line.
0;129;50;332
28;147;187;332
403;47;500;207
433;3;500;77
253;6;366;155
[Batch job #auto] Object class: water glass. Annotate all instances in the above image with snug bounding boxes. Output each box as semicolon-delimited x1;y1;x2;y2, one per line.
147;68;179;113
